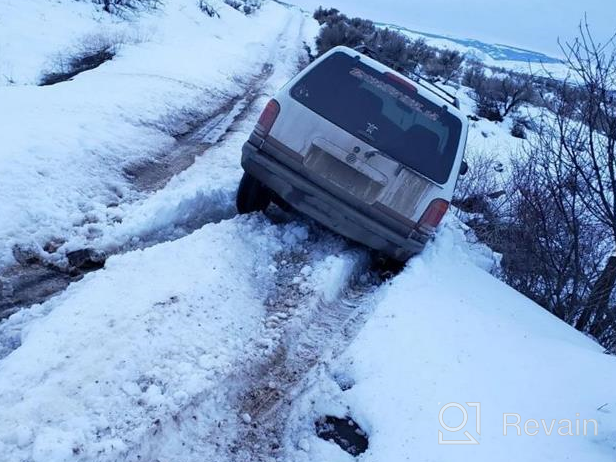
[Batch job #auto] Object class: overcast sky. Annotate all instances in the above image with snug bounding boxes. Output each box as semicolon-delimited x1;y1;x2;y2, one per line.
290;0;615;57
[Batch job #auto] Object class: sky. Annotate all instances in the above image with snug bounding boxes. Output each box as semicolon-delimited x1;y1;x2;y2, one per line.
290;0;615;57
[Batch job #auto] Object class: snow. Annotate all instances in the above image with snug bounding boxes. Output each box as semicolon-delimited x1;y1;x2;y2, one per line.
285;219;616;461
0;216;303;462
0;0;307;268
0;0;119;85
1;0;615;461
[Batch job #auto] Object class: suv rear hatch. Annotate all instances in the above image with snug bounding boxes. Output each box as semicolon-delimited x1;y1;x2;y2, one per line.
270;51;463;229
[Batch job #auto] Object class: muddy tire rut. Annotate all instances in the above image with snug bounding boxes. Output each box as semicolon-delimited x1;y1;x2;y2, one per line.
124;63;273;193
0;63;275;319
229;259;382;461
111;225;385;462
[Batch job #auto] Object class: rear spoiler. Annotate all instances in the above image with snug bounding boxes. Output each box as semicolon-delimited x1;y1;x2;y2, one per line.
353;45;460;109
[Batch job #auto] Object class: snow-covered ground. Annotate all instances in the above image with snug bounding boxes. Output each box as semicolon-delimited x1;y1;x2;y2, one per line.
0;1;615;461
0;0;121;85
284;220;616;461
0;0;314;269
0;216;289;460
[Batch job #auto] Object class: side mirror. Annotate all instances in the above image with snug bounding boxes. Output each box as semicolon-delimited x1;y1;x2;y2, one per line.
459;160;468;176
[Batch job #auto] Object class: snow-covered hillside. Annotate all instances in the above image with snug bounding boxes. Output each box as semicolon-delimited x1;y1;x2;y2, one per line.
378;23;571;79
285;221;616;462
286;0;615;58
0;0;314;270
0;1;614;461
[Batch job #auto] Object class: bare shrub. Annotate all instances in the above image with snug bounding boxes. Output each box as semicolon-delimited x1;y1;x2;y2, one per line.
371;28;411;72
315;15;375;55
510;120;527;139
462;61;486;88
471;73;536;122
474;88;504;122
505;140;608;323
453;151;507;223
223;0;261;14
313;7;340;25
39;31;140;86
546;22;616;344
314;12;438;75
93;0;162;14
406;38;436;73
466;21;616;351
424;49;465;84
198;0;219;17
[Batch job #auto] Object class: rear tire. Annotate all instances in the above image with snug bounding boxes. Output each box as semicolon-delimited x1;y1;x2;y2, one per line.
272;193;293;212
236;172;272;214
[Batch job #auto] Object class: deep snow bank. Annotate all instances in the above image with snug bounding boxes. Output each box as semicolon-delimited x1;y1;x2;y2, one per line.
0;0;305;268
0;215;304;461
287;220;616;461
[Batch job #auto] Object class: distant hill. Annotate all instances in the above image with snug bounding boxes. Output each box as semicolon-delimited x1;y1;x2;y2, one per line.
378;22;563;65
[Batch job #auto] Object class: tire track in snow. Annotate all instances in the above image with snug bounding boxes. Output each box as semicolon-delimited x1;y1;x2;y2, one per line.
123;62;274;194
0;0;311;317
1;8;387;461
0;40;281;317
228;257;383;462
116;222;380;462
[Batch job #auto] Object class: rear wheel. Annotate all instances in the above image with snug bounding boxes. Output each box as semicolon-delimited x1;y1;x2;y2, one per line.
272;193;293;212
236;172;272;214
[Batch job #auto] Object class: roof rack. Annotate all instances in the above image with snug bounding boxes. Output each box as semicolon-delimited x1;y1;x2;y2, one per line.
406;71;461;109
353;45;460;109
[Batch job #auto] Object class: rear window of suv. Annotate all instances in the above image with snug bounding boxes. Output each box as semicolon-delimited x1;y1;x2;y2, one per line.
290;52;462;184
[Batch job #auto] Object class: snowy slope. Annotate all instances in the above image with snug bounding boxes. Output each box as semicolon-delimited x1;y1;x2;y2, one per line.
380;23;571;79
0;0;311;269
0;216;286;461
0;0;122;85
285;220;616;461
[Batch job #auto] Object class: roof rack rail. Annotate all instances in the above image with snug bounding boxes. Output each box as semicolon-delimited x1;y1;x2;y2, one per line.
353;45;460;109
405;71;461;109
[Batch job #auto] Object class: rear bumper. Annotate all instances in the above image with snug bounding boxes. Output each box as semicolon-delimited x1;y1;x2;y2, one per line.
241;137;428;261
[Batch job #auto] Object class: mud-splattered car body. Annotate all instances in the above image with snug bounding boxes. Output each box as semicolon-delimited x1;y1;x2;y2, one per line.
238;46;468;261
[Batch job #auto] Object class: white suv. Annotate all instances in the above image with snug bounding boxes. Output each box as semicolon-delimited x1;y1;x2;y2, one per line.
237;46;469;261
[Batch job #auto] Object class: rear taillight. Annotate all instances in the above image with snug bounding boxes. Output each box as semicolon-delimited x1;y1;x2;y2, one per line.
255;99;280;136
419;199;449;229
384;72;416;93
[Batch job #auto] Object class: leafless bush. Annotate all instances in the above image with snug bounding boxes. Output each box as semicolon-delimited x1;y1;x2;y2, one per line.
223;0;261;14
463;21;616;351
455;142;607;327
510;120;527;139
406;38;436;74
315;15;376;56
424;49;465;84
471;73;536;122
92;0;162;14
313;7;341;25
452;151;508;251
505;140;608;323
39;32;134;86
546;21;616;345
462;61;486;88
314;11;439;76
370;29;411;72
198;0;219;17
